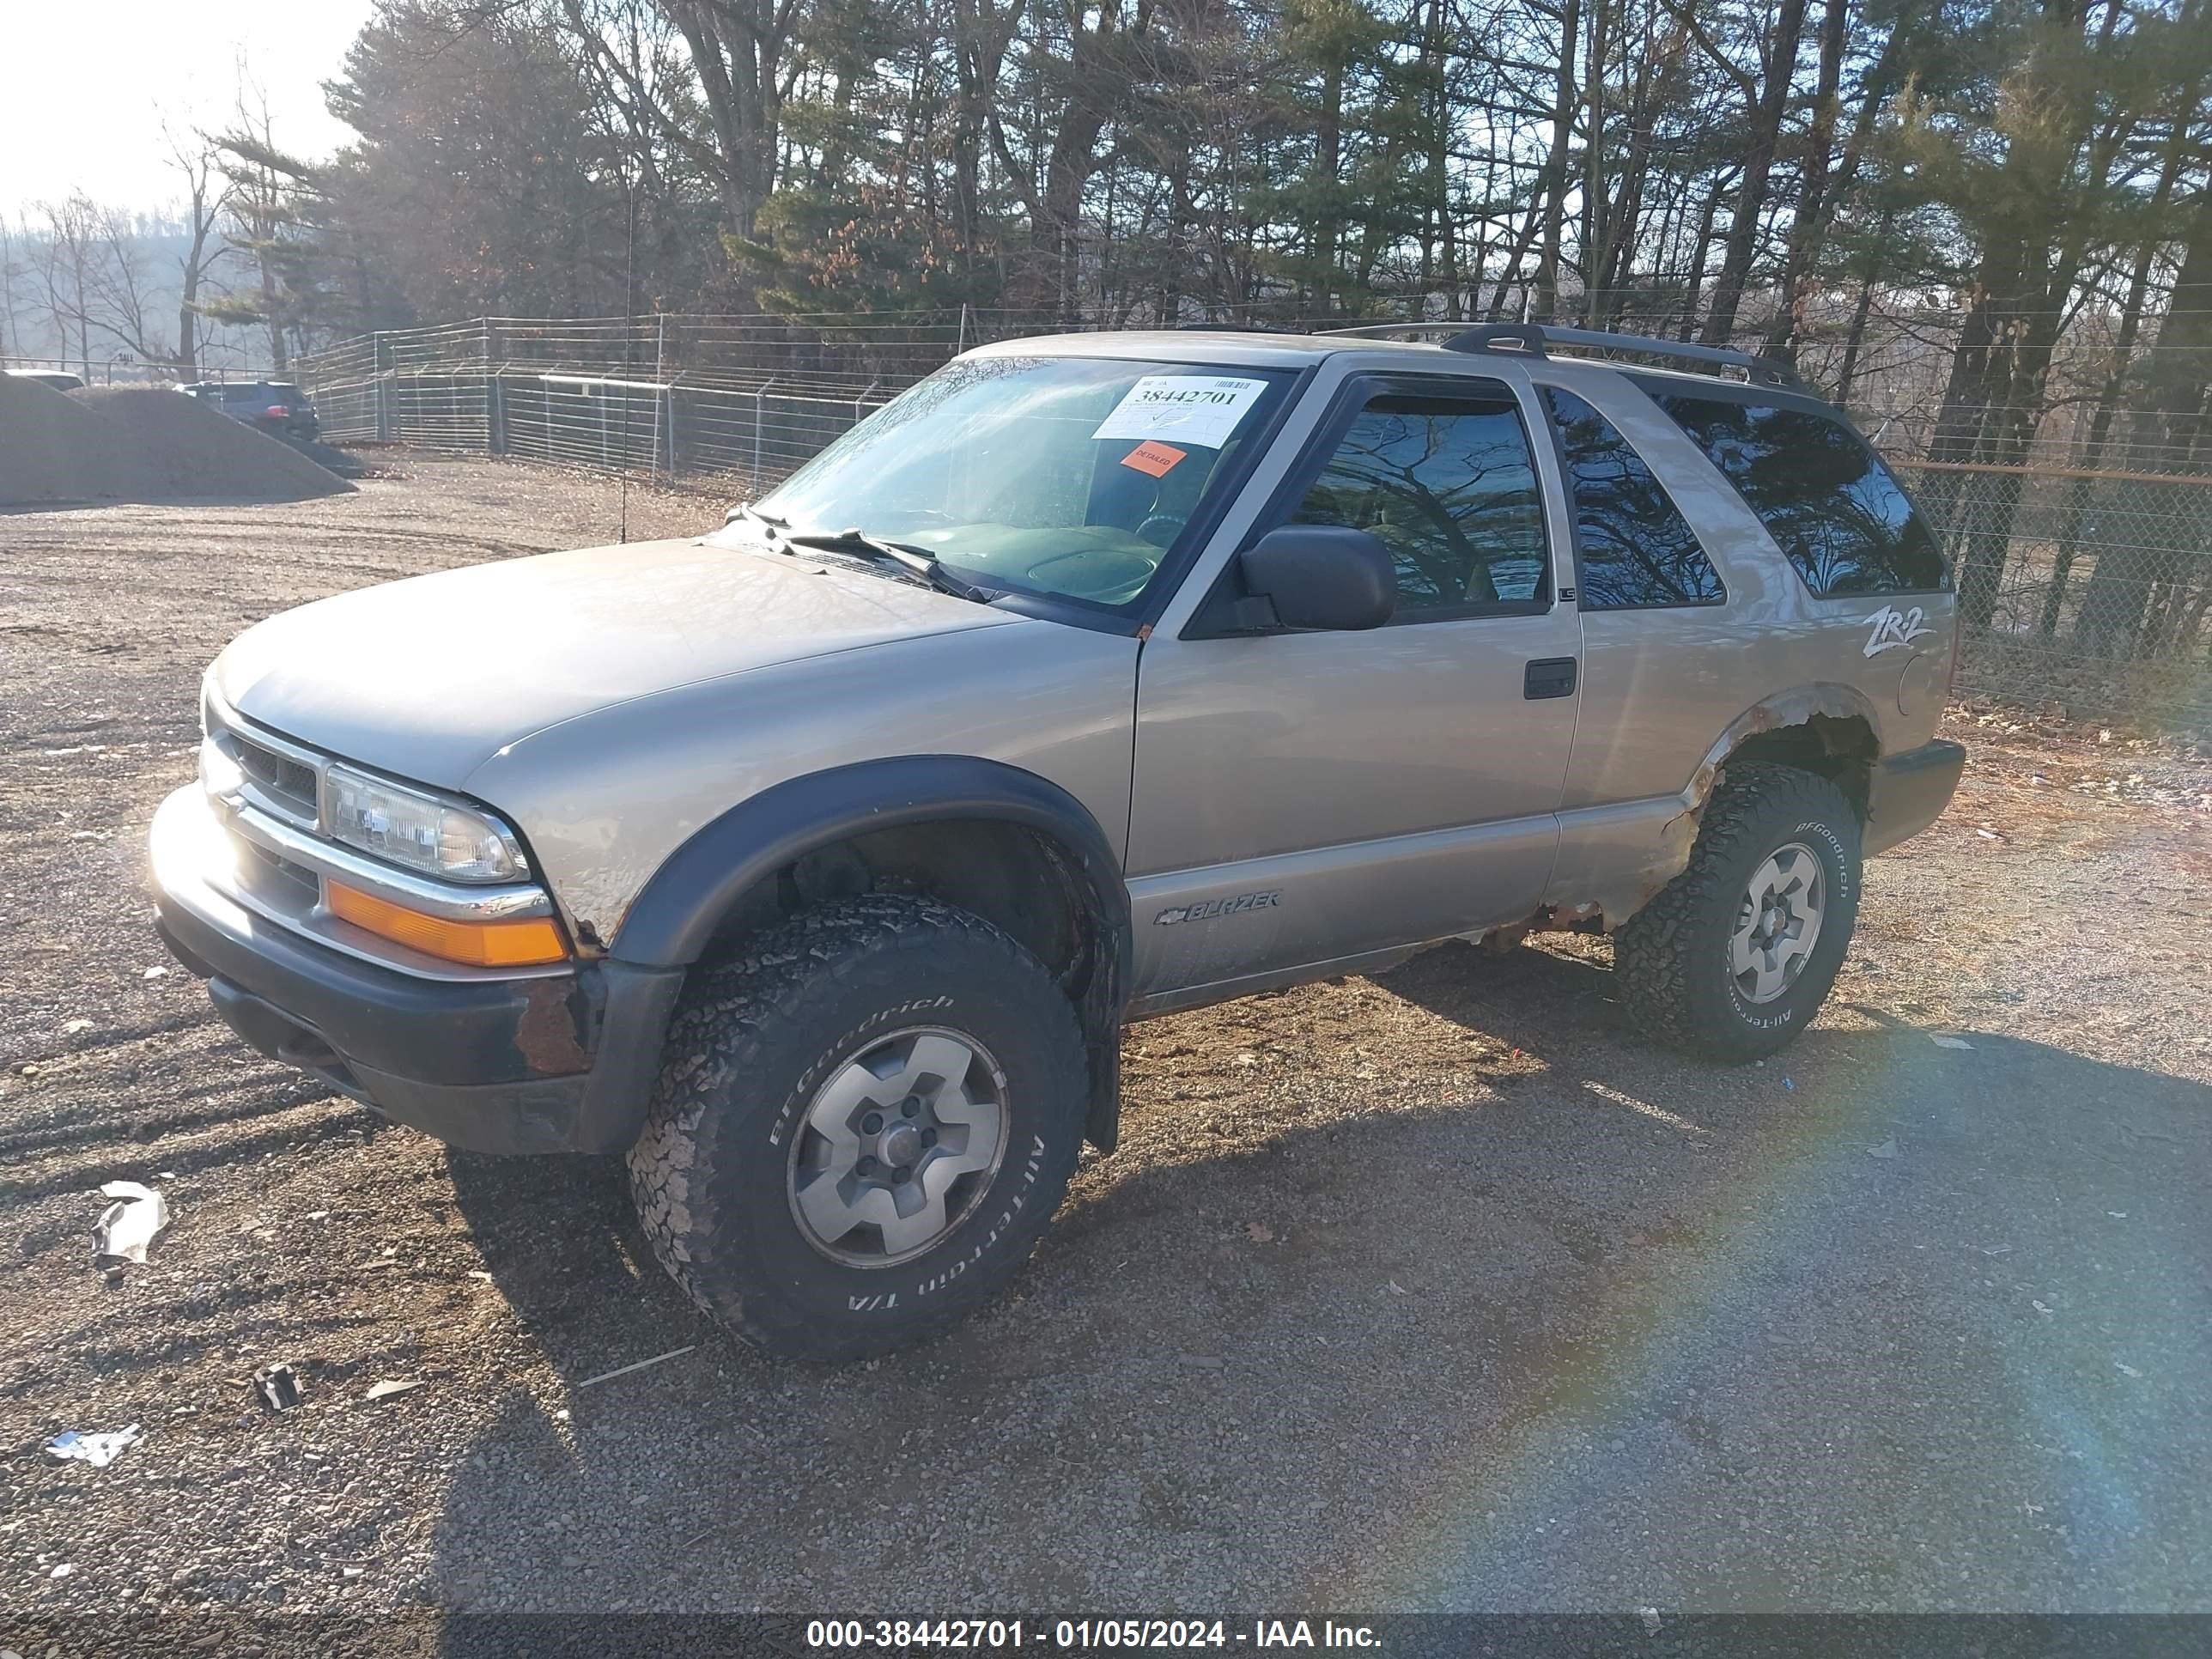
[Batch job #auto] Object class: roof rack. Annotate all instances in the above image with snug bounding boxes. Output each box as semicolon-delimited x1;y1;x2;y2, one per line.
1321;321;1546;355
1317;319;1803;391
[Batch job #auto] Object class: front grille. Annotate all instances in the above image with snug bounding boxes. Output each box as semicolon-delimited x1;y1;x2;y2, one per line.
228;733;319;822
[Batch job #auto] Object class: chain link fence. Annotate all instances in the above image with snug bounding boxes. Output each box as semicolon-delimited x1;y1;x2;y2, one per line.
1893;459;2212;730
300;313;966;487
298;310;2212;731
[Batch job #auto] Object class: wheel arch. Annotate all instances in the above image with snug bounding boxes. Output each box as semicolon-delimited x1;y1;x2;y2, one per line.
1539;684;1887;939
1693;683;1885;819
610;756;1133;1151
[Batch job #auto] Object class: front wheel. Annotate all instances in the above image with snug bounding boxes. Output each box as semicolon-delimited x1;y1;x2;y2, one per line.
1613;761;1863;1062
628;895;1088;1361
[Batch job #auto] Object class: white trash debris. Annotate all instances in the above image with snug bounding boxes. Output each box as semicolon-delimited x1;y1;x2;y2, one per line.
254;1364;303;1413
2115;1361;2142;1379
46;1425;143;1468
363;1378;426;1402
93;1181;171;1267
574;1345;697;1389
1931;1035;1975;1050
1867;1138;1901;1159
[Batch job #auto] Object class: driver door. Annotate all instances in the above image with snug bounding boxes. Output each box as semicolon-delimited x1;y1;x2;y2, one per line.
1125;372;1583;1002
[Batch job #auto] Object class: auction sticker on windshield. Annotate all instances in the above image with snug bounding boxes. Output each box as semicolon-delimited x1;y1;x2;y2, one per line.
1093;375;1268;449
1120;440;1188;477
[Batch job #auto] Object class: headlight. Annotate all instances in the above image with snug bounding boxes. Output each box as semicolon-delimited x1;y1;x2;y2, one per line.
324;764;529;884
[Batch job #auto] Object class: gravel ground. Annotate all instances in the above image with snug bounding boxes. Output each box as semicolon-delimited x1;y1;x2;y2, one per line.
2;461;2209;1619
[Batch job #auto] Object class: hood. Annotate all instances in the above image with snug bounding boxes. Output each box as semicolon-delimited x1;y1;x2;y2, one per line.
215;537;1017;787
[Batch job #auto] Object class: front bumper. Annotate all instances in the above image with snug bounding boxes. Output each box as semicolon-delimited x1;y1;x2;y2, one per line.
1864;738;1966;855
151;787;679;1153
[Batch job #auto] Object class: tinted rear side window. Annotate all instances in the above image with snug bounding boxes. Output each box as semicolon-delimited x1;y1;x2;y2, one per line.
1646;392;1948;595
1543;386;1723;608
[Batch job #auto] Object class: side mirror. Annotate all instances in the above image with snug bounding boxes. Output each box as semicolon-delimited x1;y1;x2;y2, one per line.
1236;525;1396;631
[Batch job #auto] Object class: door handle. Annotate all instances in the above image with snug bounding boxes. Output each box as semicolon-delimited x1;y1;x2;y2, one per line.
1523;657;1577;700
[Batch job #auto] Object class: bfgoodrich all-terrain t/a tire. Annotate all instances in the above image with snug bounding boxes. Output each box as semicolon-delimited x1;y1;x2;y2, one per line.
627;894;1088;1362
1614;761;1863;1063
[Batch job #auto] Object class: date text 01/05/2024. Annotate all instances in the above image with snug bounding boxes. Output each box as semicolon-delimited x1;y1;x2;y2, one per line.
805;1620;1382;1650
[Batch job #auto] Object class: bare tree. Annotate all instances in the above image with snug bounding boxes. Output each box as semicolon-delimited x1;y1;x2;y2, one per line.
31;194;100;378
1685;0;1814;346
81;204;170;368
167;127;233;379
0;217;24;360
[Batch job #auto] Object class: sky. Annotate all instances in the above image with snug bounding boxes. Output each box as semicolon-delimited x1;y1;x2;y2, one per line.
3;0;378;218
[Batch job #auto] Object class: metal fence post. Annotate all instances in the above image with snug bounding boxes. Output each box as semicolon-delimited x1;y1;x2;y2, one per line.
651;313;667;478
373;331;391;441
483;319;503;457
753;379;775;494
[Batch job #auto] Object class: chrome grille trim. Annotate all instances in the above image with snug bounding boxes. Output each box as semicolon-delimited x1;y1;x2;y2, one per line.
219;828;567;983
191;683;565;981
204;699;326;831
219;799;553;922
231;734;319;822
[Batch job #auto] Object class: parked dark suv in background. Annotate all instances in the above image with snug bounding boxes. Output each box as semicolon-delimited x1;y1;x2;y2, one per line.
182;380;319;441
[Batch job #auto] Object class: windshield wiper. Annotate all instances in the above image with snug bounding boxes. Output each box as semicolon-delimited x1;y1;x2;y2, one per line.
728;501;789;532
777;526;1000;605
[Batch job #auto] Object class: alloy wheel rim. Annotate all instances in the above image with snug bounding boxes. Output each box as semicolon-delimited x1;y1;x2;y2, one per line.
786;1025;1010;1267
1730;842;1826;1006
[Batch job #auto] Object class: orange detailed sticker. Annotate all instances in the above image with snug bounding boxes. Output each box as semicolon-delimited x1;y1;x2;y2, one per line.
1120;440;1187;478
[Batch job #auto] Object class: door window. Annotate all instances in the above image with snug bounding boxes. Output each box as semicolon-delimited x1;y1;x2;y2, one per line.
1290;390;1548;617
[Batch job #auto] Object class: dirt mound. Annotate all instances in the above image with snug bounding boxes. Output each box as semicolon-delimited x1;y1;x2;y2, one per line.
0;374;114;503
67;386;354;503
0;377;353;507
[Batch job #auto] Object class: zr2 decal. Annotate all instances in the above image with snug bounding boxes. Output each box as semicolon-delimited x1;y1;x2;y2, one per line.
1863;604;1932;657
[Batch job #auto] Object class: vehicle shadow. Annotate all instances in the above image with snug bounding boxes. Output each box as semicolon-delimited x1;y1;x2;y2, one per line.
430;945;2212;1615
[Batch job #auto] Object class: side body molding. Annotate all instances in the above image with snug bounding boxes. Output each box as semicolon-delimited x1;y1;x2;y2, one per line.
611;755;1134;1150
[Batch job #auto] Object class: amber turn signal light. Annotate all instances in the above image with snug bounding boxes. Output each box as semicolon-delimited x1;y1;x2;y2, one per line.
326;881;568;968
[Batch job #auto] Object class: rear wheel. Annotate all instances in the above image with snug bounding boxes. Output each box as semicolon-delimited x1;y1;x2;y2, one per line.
628;894;1087;1361
1614;761;1862;1061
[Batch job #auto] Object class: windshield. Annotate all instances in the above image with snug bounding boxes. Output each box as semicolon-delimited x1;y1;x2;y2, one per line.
737;355;1293;610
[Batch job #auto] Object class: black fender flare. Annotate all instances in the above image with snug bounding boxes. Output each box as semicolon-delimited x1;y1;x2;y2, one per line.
611;756;1133;1151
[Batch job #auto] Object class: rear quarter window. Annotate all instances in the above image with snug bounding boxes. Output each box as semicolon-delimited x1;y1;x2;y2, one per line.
1641;387;1948;597
1542;386;1723;608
